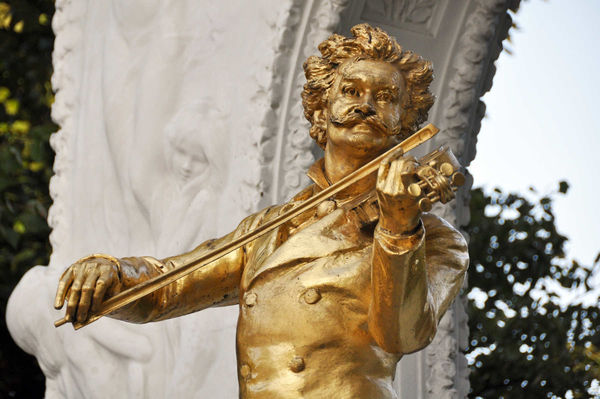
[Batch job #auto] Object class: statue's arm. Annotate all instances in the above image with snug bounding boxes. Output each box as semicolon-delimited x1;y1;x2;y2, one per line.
109;232;246;323
55;207;271;324
368;150;468;354
368;213;468;354
108;208;273;323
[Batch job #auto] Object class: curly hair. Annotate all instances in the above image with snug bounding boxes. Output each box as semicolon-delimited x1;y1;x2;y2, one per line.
302;23;434;149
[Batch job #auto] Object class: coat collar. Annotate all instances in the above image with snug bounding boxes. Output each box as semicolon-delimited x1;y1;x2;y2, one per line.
242;159;380;290
306;157;379;222
306;158;330;191
241;207;366;290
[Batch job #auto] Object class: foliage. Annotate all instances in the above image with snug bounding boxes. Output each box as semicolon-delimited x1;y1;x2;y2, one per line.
466;185;600;398
0;0;56;397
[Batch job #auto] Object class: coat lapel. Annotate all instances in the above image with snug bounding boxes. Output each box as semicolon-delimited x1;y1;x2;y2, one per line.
242;208;364;289
241;157;376;289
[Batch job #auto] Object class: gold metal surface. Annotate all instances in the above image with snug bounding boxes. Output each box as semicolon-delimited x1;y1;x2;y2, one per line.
54;123;439;330
53;24;469;398
440;162;454;176
407;183;422;197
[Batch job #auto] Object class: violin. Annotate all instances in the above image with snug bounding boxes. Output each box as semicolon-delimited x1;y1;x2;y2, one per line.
54;123;465;330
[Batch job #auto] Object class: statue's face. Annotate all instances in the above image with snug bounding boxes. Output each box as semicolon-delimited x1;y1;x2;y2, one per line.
325;59;404;158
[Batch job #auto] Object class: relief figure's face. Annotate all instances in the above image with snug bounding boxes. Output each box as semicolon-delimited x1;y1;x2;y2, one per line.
168;134;210;184
325;59;404;158
164;102;229;191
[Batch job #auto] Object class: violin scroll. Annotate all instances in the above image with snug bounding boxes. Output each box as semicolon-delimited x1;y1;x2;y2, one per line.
409;146;466;212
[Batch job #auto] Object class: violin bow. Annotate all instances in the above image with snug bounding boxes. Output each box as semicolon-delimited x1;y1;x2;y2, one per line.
54;123;440;329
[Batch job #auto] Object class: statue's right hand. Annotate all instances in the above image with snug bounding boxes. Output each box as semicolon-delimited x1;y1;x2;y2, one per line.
54;255;122;323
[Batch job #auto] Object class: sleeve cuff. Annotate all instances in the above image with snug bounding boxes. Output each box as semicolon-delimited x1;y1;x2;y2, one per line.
374;219;425;254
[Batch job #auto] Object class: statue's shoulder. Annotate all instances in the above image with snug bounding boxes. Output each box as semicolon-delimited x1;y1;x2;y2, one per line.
235;185;317;236
291;184;317;202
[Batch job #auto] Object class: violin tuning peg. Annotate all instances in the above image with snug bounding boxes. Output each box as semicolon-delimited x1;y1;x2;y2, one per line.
418;197;432;212
451;172;466;187
440;162;454;177
408;183;422;197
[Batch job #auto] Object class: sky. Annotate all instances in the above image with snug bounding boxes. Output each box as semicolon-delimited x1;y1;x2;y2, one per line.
470;0;600;267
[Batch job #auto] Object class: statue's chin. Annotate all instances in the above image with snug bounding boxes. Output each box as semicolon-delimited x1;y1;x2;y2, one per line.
329;128;392;158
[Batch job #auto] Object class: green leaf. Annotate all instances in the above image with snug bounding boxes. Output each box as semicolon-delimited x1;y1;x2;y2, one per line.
0;86;9;102
12;220;25;234
4;98;19;115
558;180;570;194
467;184;600;398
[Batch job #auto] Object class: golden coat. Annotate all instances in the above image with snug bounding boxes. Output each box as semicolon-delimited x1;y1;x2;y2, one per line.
112;162;469;399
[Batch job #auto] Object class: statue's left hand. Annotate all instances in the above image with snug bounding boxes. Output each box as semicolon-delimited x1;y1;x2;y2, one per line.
376;148;422;235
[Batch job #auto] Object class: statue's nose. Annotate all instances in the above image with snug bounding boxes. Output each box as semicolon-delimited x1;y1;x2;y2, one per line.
353;102;375;117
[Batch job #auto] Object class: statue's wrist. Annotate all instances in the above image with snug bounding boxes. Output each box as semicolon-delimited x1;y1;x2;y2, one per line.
79;253;123;282
375;219;424;253
378;212;421;236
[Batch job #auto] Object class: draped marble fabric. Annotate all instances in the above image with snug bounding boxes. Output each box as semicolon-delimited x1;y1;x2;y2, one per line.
8;1;290;397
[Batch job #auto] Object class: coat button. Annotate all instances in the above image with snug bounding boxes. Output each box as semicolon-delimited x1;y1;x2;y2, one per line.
289;356;305;373
244;292;257;307
240;363;251;379
316;200;336;217
303;288;321;304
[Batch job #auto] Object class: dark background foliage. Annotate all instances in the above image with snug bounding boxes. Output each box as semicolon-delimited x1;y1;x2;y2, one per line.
466;185;600;398
0;1;56;397
1;1;598;398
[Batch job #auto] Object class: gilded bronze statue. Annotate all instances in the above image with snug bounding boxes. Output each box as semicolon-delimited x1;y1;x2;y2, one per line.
54;24;469;398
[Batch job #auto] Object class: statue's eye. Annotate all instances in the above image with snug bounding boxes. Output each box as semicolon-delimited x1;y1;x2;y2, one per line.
376;91;394;102
343;86;359;97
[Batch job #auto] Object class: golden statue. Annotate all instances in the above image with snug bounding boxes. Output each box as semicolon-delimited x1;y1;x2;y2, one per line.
54;24;469;398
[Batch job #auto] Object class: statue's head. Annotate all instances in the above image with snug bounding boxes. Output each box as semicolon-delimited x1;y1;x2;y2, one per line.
302;24;434;150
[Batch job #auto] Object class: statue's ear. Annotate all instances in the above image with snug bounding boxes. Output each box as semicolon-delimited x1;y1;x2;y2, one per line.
313;109;327;131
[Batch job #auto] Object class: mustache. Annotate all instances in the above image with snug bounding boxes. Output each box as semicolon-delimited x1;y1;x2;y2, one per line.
329;111;399;136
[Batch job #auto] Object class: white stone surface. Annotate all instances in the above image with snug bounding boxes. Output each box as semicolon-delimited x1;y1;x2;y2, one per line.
7;0;516;398
8;1;297;397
